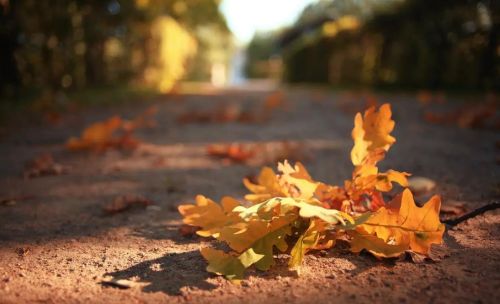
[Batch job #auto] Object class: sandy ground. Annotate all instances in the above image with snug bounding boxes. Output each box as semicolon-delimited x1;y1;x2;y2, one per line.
0;87;499;303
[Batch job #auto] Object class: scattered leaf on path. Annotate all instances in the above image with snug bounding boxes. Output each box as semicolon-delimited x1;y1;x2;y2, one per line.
103;195;154;215
440;200;467;216
23;153;69;179
207;143;256;163
67;106;159;152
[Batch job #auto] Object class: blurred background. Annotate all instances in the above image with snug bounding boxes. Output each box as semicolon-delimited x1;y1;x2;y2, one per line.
0;0;498;115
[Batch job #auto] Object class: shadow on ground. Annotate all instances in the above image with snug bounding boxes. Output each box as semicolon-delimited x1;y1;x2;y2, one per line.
105;250;216;295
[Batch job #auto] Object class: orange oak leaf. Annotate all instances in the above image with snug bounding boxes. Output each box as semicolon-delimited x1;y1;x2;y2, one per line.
66;116;140;152
350;189;445;257
103;194;154;215
67;116;123;151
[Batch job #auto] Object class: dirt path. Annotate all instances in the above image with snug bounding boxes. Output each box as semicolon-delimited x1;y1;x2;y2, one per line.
0;87;498;303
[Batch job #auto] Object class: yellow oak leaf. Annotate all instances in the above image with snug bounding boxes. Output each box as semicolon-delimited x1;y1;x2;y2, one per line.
350;189;444;257
243;167;284;204
201;226;292;280
374;170;409;192
178;195;241;237
217;213;296;253
248;226;291;270
351;103;395;166
289;219;328;271
216;197;353;256
234;197;353;227
243;161;318;204
200;247;249;281
277;160;319;200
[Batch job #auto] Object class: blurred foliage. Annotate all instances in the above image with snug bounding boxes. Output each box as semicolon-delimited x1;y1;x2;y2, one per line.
244;32;278;79
0;0;233;102
276;0;498;90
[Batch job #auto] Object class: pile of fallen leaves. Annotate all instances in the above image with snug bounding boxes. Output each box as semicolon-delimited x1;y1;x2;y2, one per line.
178;104;445;281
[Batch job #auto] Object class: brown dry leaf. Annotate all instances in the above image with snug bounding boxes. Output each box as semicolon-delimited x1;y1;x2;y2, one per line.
103;195;154;215
207;143;256;163
178;224;200;238
23;153;69;179
440;200;467;216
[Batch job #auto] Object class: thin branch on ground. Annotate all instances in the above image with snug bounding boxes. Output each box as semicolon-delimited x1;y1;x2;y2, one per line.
443;201;500;227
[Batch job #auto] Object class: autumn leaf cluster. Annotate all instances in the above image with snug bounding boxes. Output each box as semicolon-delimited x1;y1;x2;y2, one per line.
179;104;445;281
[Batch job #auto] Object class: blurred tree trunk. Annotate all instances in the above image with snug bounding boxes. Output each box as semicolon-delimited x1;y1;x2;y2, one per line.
479;24;498;89
85;41;105;85
0;1;20;97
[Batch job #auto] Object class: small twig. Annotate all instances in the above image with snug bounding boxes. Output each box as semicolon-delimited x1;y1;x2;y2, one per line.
443;201;500;227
